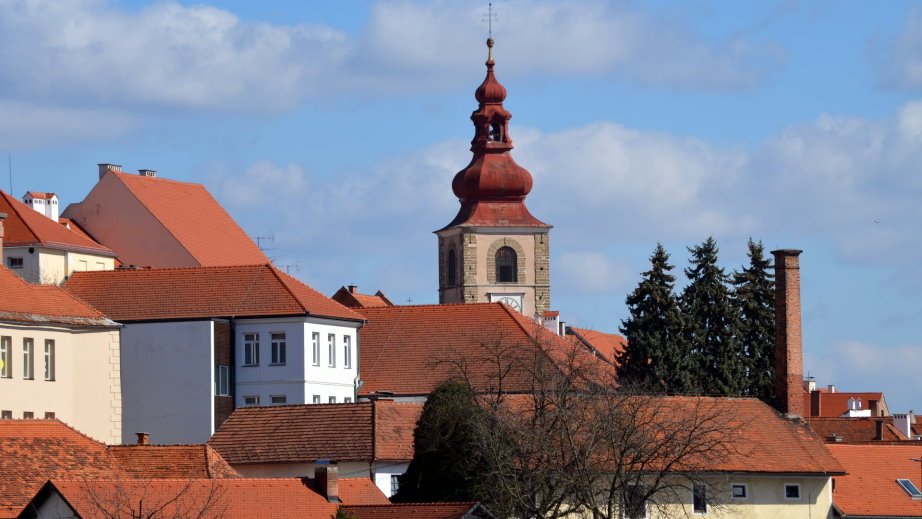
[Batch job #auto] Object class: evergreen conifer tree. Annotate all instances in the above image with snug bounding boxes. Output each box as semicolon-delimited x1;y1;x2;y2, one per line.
680;237;745;396
617;244;692;393
732;238;775;403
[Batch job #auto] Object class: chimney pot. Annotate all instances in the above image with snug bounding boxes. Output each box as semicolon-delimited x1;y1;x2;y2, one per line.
138;169;156;177
827;384;836;393
772;249;805;417
97;163;122;179
314;463;340;503
135;432;149;445
348;285;357;294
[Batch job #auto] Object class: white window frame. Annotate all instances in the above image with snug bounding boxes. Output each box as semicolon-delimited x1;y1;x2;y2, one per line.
693;483;708;514
784;483;801;500
344;335;352;369
243;333;259;366
390;475;400;496
44;412;55;419
730;483;748;500
0;336;11;379
243;395;260;406
312;332;320;366
328;334;336;367
214;366;229;396
270;332;286;365
329;396;336;404
270;394;287;405
23;339;33;380
43;340;54;381
23;411;33;419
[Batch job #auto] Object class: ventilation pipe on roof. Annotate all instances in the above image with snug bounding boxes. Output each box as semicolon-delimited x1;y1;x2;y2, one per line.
348;284;357;294
314;463;340;503
135;432;149;445
97;163;122;179
828;384;836;393
772;249;805;418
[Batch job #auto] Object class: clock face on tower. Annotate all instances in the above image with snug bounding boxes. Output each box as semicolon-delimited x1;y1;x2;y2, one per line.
490;293;523;313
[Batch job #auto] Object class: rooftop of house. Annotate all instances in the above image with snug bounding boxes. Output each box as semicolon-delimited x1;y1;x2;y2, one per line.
566;327;626;366
27;476;388;519
356;302;616;397
209;400;422;465
0;267;115;327
0;420;238;519
0;190;112;255
829;444;922;518
344;502;491;519
64;168;268;267
331;285;395;309
803;389;888;417
23;192;56;200
64;264;363;322
807;417;910;443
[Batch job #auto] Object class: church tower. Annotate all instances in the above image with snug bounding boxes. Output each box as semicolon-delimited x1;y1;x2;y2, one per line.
436;38;552;316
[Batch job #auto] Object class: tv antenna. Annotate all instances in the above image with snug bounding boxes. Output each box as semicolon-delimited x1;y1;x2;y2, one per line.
253;233;275;252
7;155;12;195
279;263;300;275
482;2;497;39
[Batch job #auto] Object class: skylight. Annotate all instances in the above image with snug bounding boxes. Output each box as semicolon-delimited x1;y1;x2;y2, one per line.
896;479;922;499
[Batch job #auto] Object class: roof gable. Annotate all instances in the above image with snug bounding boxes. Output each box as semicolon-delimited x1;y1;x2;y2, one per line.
567;327;626;366
0;190;112;255
0;267;113;326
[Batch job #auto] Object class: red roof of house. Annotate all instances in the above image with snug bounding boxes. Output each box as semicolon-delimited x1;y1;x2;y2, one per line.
331;286;395;309
356;303;614;397
345;502;484;519
23;192;55;200
0;190;112;255
0;420;240;519
209;401;422;465
829;444;922;517
807;417;909;443
0;267;114;327
804;390;887;417
109;171;268;266
338;478;392;505
64;264;363;322
567;327;627;366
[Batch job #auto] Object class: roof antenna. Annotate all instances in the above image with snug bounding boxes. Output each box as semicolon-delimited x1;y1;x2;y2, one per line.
7;155;12;195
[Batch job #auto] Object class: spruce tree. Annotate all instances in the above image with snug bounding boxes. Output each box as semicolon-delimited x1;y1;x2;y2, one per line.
680;237;745;396
732;238;775;403
617;244;692;394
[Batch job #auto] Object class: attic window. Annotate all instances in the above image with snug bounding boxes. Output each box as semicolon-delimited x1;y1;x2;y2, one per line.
897;479;922;499
7;257;22;269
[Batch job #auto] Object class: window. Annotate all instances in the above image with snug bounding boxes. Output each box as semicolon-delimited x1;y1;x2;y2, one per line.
215;366;229;396
447;249;458;286
693;484;708;513
495;246;517;283
897;479;922;498
730;484;747;499
312;395;321;404
312;332;320;366
344;397;353;403
23;339;34;380
1;410;10;419
329;396;336;404
7;257;23;269
390;475;400;496
0;336;10;378
328;334;336;367
270;395;287;405
243;395;259;406
623;484;648;519
344;336;352;369
270;333;286;365
243;333;259;366
784;483;801;499
43;340;54;381
44;412;55;419
23;411;34;419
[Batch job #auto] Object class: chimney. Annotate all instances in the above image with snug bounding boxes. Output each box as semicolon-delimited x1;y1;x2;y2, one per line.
803;376;816;392
893;412;914;439
0;212;6;257
772;249;805;417
869;399;881;417
348;285;357;294
827;384;836;393
314;463;340;503
138;169;156;177
874;419;885;441
810;390;821;417
135;432;149;445
97;163;122;179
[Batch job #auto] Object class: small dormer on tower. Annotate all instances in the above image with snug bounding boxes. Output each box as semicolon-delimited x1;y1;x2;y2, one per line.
23;192;59;221
435;39;552;317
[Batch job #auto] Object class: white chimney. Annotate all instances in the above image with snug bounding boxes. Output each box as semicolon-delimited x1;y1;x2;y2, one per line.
138;169;157;177
803;377;816;392
827;384;836;393
540;311;560;335
23;193;59;222
893;412;914;439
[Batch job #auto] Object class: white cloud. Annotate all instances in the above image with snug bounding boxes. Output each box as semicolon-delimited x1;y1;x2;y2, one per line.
558;252;632;294
0;100;135;151
874;8;922;91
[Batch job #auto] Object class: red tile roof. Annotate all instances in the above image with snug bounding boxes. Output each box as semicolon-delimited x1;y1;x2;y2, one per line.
807;417;909;443
357;303;614;397
344;503;485;519
64;264;363;322
0;190;112;255
567;327;626;366
0;420;239;519
209;401;422;465
23;192;55;200
332;286;395;308
0;267;114;327
338;478;391;505
109;171;268;267
829;444;922;517
438;201;550;229
804;390;887;417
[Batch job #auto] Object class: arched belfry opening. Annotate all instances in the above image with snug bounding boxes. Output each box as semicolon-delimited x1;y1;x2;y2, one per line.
496;246;517;283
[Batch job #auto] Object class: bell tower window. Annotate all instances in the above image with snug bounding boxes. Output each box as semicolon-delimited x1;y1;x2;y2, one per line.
488;123;504;142
496;246;517;283
447;249;458;286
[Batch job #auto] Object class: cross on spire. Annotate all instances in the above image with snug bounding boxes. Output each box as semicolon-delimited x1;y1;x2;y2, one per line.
482;2;497;40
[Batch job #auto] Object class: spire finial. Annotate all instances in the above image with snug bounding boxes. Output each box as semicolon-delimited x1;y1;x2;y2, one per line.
487;37;494;63
482;2;497;62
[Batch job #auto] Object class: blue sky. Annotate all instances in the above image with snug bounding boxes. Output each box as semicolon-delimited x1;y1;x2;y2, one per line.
2;0;920;412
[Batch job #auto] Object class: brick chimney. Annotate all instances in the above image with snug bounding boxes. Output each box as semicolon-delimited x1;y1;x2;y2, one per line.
0;212;6;257
348;285;357;294
772;249;805;417
314;463;340;503
97;163;122;179
135;432;149;445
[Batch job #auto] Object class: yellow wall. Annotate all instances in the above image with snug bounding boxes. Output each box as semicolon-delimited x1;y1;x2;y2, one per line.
2;247;114;284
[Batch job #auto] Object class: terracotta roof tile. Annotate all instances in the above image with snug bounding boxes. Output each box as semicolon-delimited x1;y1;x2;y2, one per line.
344;502;482;519
0;190;112;255
0;267;114;326
567;327;626;366
109;171;268;266
829;444;922;517
108;445;239;478
209;401;422;465
331;287;395;308
807;417;909;443
804;390;887;417
64;264;363;322
357;303;614;397
338;478;391;505
438;201;550;230
23;192;55;200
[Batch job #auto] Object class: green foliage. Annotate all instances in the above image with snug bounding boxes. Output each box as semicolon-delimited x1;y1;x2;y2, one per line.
331;507;360;519
617;244;692;394
732;238;775;403
680;237;745;396
393;380;488;504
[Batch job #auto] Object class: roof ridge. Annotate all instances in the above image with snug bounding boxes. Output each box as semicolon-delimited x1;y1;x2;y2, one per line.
34;282;106;319
71;263;272;275
266;265;310;315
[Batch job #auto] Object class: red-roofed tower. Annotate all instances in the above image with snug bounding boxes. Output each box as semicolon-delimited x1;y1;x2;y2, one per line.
436;39;552;317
